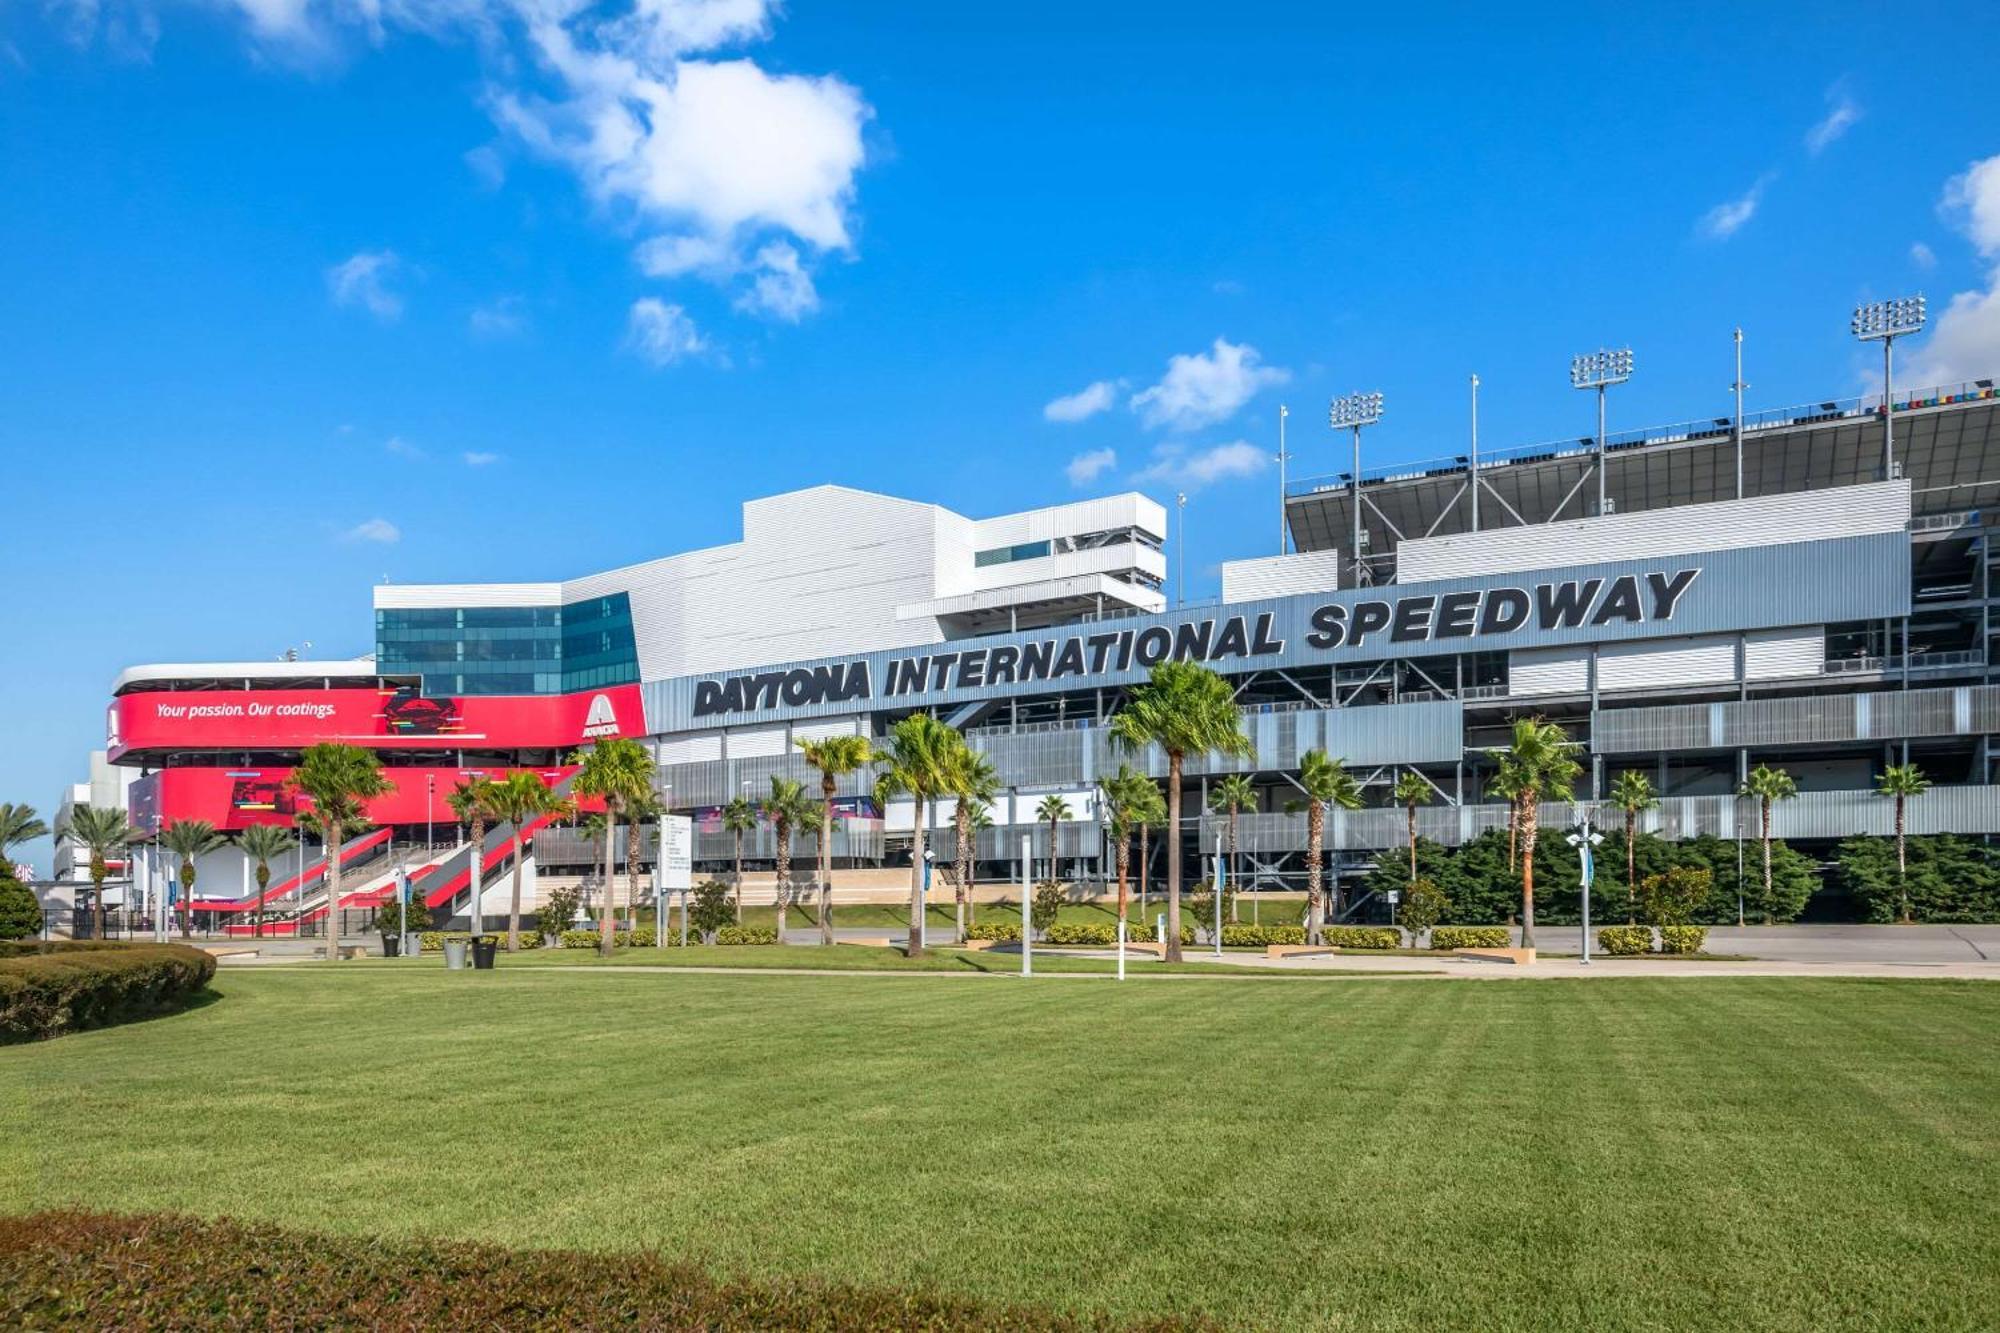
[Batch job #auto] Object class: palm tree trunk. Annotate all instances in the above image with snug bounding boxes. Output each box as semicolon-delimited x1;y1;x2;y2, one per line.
1164;754;1185;963
733;831;744;924
1625;808;1637;924
91;858;106;942
179;864;194;939
1760;798;1773;925
1228;814;1240;923
1305;803;1324;946
1407;804;1418;881
1519;794;1539;950
819;779;836;947
1137;826;1149;915
469;814;486;938
507;826;524;952
1895;795;1909;923
774;824;791;942
255;865;268;940
1116;831;1131;925
598;803;616;956
628;816;644;937
907;797;926;958
324;827;343;961
954;807;971;942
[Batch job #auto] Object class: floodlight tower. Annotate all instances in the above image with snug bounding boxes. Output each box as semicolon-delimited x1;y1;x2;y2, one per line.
1851;295;1927;480
1328;390;1384;586
1570;347;1634;518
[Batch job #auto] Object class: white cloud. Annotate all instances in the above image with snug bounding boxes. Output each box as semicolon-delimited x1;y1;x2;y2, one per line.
383;435;425;459
340;517;400;544
1911;242;1937;270
462;450;501;466
1896;154;2000;390
1043;380;1120;424
626;297;708;366
1697;175;1772;240
1133;440;1267;489
1064;447;1117;487
327;249;404;320
1805;84;1862;155
1211;279;1245;296
1129;339;1289;432
469;295;528;338
732;241;817;321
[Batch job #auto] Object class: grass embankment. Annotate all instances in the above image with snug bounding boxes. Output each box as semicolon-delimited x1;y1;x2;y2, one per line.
645;895;1311;934
4;971;1995;1329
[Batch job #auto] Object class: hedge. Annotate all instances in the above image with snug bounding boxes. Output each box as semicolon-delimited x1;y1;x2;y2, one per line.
1428;926;1510;951
1320;926;1400;950
0;1210;1212;1332
1660;925;1708;955
964;921;1021;942
715;926;779;945
1598;926;1654;957
1043;922;1116;946
1219;924;1306;947
1125;921;1196;945
0;942;215;1044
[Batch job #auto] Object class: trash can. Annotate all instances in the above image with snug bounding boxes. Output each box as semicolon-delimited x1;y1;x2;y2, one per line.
443;937;469;970
471;936;498;970
381;935;402;958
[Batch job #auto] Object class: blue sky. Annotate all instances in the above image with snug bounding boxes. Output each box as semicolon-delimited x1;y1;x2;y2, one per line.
4;0;1998;870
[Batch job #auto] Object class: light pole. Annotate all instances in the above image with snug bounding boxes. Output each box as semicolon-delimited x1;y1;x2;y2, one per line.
1566;820;1604;965
1328;391;1384;587
1851;296;1927;480
1175;492;1188;606
1730;328;1748;499
1275;404;1291;555
1570;348;1633;518
1468;374;1480;532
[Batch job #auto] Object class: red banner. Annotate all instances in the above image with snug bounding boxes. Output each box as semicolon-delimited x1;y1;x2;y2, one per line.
109;683;644;759
128;764;604;835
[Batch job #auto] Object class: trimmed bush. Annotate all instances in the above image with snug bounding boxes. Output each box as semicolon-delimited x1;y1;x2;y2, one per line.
1321;926;1400;950
715;926;779;946
963;921;1021;942
559;929;601;949
1219;924;1306;947
1125;921;1196;945
0;874;42;941
1043;922;1116;946
1659;925;1708;955
1598;925;1654;957
0;1210;1213;1332
0;942;215;1043
1428;926;1511;951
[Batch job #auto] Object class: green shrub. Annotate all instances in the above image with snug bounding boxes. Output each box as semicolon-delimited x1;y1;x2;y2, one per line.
507;929;541;950
1641;865;1713;927
537;885;583;936
1598;925;1654;956
1043;922;1115;946
1184;880;1236;939
0;875;43;941
1398;876;1450;946
614;927;659;948
1030;881;1066;932
1219;924;1306;947
1321;926;1400;950
1659;925;1708;955
715;926;778;946
560;929;601;950
1428;926;1510;951
690;881;737;937
964;921;1021;942
1124;920;1195;945
0;942;215;1043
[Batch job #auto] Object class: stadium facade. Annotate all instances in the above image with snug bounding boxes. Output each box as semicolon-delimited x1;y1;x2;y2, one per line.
76;373;2000;932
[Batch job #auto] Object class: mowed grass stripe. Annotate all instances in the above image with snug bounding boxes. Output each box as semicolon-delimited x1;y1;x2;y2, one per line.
2;970;1996;1330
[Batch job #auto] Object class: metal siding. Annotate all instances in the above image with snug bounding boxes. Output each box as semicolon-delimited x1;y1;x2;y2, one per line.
1744;628;1824;680
1220;550;1345;602
1597;635;1736;693
1593;684;2000;752
1509;647;1590;696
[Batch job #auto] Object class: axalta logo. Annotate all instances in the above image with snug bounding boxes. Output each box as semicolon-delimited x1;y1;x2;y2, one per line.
581;693;621;739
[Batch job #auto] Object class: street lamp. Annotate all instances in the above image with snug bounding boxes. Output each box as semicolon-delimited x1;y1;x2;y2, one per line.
1275;404;1291;556
1851;295;1927;479
1570;347;1633;518
1175;492;1188;606
1565;820;1605;965
1328;391;1384;587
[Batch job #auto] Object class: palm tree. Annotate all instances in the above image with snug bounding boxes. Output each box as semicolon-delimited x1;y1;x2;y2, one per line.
945;747;999;940
1607;770;1657;924
570;737;655;956
1506;717;1583;950
1098;764;1149;929
720;795;756;924
56;804;136;940
1208;774;1255;922
1131;779;1166;918
486;771;563;951
798;734;877;946
0;803;49;870
160;819;228;940
236;823;295;941
1486;760;1528;872
1292;751;1363;945
875;712;958;958
286;743;394;961
625;786;663;935
1108;661;1254;962
1035;793;1072;883
1391;771;1430;882
760;776;819;943
1876;762;1932;924
1736;763;1799;927
446;776;499;937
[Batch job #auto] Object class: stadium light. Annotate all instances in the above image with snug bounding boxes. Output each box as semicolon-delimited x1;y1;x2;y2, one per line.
1570;347;1633;518
1328;391;1385;586
1851;295;1927;479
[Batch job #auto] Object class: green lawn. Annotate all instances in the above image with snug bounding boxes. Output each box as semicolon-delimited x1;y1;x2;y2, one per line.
4;971;1996;1330
643;894;1311;934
